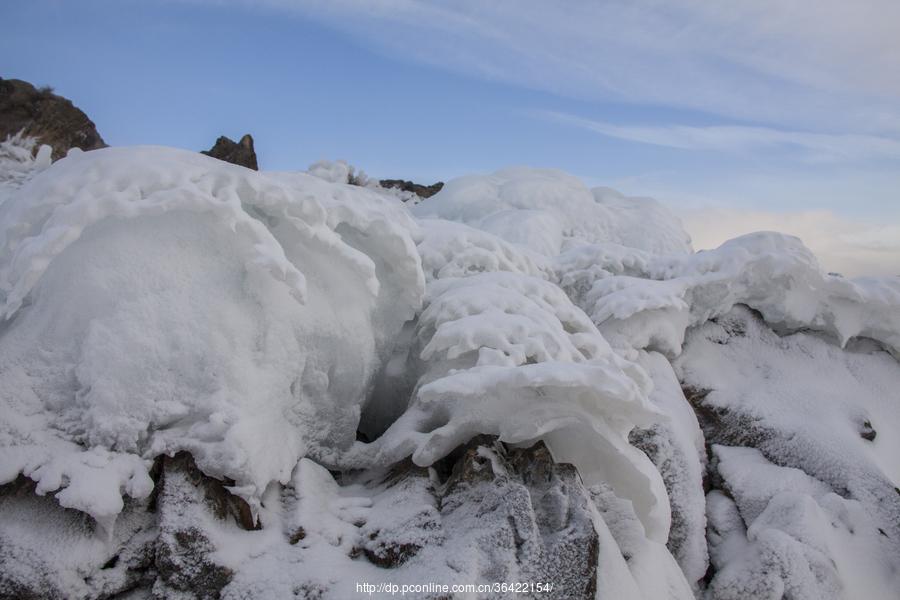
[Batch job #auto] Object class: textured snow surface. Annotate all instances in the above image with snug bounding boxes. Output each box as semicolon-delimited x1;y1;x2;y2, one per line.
0;134;52;200
574;232;900;356
413;167;693;256
630;350;708;589
0;146;424;524
677;306;900;599
348;269;672;542
1;145;898;599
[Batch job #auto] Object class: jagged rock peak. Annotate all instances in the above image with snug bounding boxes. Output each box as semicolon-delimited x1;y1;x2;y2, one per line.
201;133;258;170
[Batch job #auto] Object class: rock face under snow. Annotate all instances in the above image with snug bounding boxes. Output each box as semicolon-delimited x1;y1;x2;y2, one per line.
0;144;898;599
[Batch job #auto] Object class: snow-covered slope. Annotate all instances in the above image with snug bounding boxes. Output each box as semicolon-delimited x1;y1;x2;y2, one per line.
1;142;897;599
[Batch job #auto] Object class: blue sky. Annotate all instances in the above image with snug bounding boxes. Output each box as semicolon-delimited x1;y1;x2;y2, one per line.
2;0;899;273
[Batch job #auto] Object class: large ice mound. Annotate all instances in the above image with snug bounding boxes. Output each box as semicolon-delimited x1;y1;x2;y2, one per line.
1;146;897;599
0;146;424;524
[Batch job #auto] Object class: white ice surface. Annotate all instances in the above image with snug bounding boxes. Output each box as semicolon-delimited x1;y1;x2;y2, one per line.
1;153;898;599
677;307;900;599
413;167;693;257
0;146;423;523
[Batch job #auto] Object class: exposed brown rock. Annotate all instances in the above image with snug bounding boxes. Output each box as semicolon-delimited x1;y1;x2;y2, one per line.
0;77;106;161
201;134;258;170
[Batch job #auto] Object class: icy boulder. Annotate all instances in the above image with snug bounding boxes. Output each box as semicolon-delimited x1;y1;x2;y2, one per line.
0;146;424;526
413;167;693;257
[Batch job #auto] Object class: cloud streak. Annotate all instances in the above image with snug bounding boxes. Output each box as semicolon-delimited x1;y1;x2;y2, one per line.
226;0;900;136
535;110;900;163
175;0;900;233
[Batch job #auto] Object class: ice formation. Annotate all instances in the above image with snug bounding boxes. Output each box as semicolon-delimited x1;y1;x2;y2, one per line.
1;144;898;599
0;145;424;526
0;133;52;199
413;167;693;257
575;232;900;356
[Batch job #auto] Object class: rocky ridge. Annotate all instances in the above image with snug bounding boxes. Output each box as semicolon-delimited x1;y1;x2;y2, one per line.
201;134;258;171
0;77;106;161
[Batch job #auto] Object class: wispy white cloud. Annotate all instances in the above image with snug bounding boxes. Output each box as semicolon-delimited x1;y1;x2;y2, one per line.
680;208;900;277
220;0;900;135
179;0;900;232
534;110;900;163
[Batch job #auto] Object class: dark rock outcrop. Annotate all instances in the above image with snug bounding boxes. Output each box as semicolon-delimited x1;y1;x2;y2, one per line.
0;77;106;160
379;178;444;199
201;134;258;170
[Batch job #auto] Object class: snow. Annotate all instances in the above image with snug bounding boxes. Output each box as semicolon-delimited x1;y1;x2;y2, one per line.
577;231;900;356
0;146;423;525
416;218;552;282
707;448;900;600
413;167;693;257
1;149;898;599
0;483;155;598
590;482;696;599
307;158;369;186
344;268;672;543
676;306;900;598
0;134;52;203
677;306;900;508
630;351;708;589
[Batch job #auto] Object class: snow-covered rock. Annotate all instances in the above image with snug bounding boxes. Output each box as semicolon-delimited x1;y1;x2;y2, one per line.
0;146;424;528
676;306;900;599
1;152;898;599
578;232;900;356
